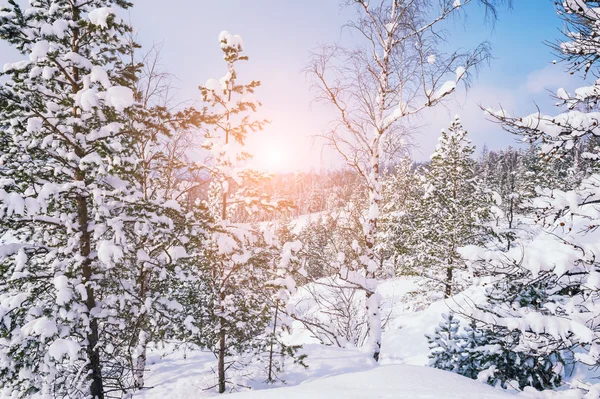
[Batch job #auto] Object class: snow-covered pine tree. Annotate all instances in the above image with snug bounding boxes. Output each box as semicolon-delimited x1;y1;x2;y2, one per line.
195;30;286;394
578;134;600;176
519;144;579;201
0;1;155;397
470;276;565;390
475;146;535;251
480;147;522;228
457;319;492;380
459;2;600;394
426;312;462;372
407;117;489;298
378;157;420;277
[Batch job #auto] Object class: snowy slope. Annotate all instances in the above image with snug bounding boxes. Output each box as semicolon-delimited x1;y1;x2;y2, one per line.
381;283;488;366
135;277;600;397
228;364;515;399
134;278;514;398
137;277;600;398
136;345;376;398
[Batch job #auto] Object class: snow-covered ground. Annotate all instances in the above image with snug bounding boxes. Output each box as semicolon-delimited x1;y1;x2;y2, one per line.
136;345;376;398
134;277;521;398
229;365;515;398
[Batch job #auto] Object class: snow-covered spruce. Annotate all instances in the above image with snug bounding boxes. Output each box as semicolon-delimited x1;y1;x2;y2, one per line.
189;31;300;394
458;2;600;396
0;1;139;397
0;2;210;397
117;44;214;391
378;156;420;277
427;312;564;390
405;117;491;299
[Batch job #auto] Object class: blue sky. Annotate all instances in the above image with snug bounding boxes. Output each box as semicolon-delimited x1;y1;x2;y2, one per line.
0;1;582;170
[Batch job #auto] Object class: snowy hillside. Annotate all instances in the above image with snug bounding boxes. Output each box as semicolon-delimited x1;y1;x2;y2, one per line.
229;365;515;399
132;276;600;398
133;278;507;398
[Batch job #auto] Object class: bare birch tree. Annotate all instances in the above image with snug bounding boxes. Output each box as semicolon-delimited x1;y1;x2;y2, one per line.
308;0;507;361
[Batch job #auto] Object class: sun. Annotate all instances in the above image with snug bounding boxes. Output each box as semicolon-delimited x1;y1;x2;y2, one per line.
263;146;284;171
249;137;290;172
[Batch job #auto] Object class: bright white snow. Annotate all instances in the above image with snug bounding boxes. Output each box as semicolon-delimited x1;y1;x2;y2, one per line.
88;7;116;28
105;86;134;111
132;279;515;398
228;365;513;399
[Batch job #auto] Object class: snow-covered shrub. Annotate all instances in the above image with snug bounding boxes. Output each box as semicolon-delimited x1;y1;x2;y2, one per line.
428;312;564;391
291;276;370;348
427;313;463;371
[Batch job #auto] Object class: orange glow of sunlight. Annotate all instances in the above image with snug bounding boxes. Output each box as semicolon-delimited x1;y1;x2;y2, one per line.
254;143;289;173
263;145;285;171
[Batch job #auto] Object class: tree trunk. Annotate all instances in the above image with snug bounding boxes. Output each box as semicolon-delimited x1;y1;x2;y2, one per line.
364;149;382;362
218;98;231;394
267;302;279;382
216;186;227;393
217;290;226;394
445;258;453;299
133;268;151;389
365;290;382;361
77;193;104;399
71;4;104;396
134;330;148;389
217;320;226;393
362;0;399;360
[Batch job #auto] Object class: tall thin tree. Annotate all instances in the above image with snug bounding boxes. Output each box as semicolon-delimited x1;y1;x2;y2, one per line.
308;0;504;361
0;1;140;397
